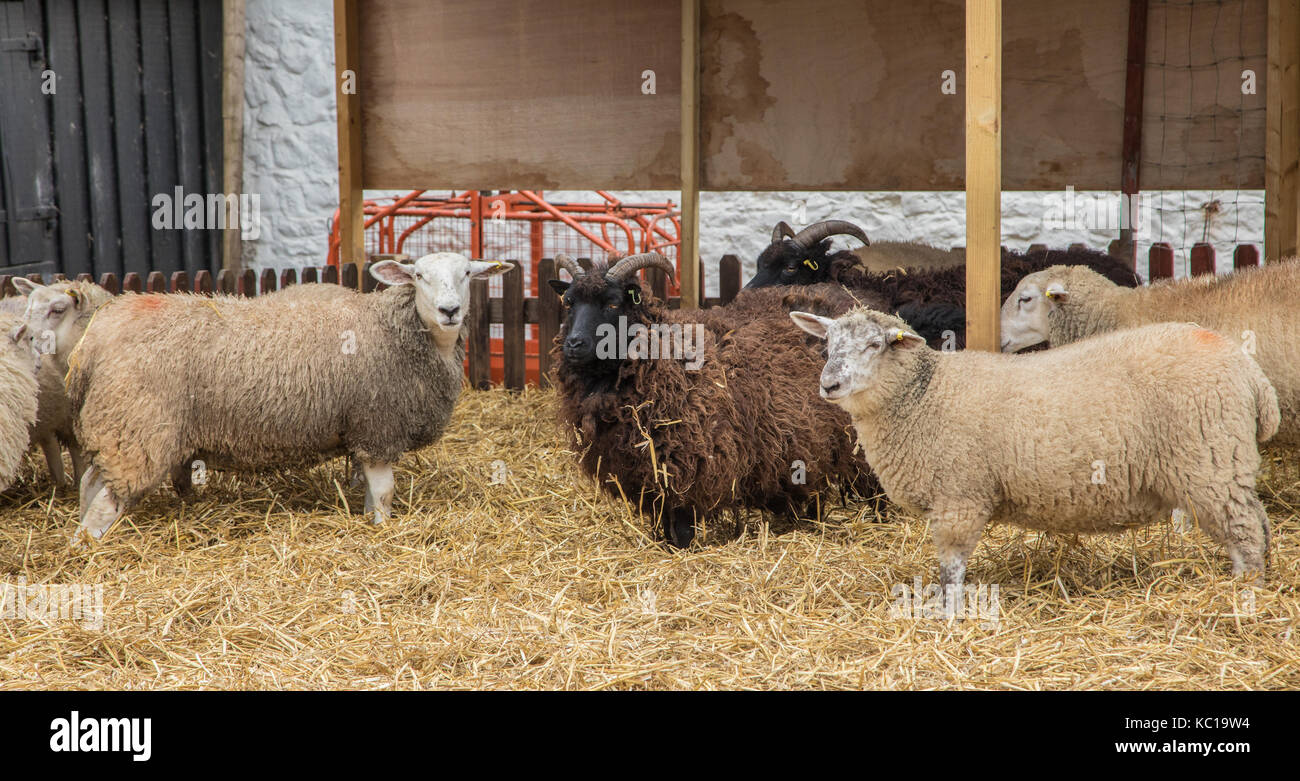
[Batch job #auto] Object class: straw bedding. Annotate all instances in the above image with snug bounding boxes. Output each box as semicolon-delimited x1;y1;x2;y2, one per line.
0;387;1296;689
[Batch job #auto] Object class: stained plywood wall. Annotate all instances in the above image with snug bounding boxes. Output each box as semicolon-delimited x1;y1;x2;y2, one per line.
701;0;1266;190
352;0;1267;191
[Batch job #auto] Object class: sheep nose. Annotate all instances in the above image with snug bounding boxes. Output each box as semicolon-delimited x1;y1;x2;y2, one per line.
438;305;460;319
564;335;590;351
822;381;841;394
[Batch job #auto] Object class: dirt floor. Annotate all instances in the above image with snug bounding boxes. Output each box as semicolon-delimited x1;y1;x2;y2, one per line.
0;388;1296;689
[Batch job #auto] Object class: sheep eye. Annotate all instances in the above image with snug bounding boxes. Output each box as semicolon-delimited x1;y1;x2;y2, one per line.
1019;295;1031;305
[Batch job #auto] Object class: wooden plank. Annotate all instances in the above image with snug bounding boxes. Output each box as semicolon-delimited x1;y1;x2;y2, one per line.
321;265;339;285
107;0;149;273
168;0;205;277
239;269;256;296
334;0;365;279
280;268;298;288
536;257;560;388
199;0;225;275
1119;0;1147;247
46;0;91;276
1149;242;1174;280
1266;0;1300;261
221;0;245;273
260;268;277;294
139;0;180;276
146;271;166;293
341;262;358;290
194;269;213;294
357;0;679;189
98;273;120;295
1190;243;1215;276
122;272;143;293
502;263;525;390
467;278;492;390
301;267;319;285
1234;244;1260;269
216;268;235;294
76;0;123;276
678;0;700;309
718;254;741;305
964;0;1002;352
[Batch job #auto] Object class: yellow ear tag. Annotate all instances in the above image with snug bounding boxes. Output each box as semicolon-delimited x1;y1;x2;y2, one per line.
67;290;80;304
1044;290;1055;299
629;288;641;305
803;259;819;270
895;332;904;342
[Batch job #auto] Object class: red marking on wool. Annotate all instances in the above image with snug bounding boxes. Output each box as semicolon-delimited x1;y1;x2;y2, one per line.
1192;328;1222;346
130;295;167;312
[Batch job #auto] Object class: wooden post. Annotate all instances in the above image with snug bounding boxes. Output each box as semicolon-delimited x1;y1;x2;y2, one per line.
965;0;1002;352
1266;0;1300;262
1189;243;1216;276
678;0;700;310
1118;0;1148;265
536;258;560;388
334;0;365;287
221;0;246;274
502;262;525;391
1234;244;1260;269
1149;242;1175;280
719;255;741;305
468;278;492;390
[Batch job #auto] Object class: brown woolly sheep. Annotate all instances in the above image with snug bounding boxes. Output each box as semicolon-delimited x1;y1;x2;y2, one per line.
793;308;1278;593
0;312;38;493
20;253;511;546
1001;261;1300;445
549;252;879;547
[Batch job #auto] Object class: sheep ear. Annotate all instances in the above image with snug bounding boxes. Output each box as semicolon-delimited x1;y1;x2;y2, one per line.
66;288;82;308
470;260;514;279
886;328;926;349
547;279;570;296
1044;282;1069;304
8;323;25;343
11;277;40;296
370;261;416;286
789;311;833;339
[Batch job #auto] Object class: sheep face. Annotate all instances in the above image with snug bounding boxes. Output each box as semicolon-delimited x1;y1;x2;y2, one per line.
370;253;513;335
548;270;646;368
747;239;837;288
12;280;87;368
1000;271;1068;352
791;309;924;403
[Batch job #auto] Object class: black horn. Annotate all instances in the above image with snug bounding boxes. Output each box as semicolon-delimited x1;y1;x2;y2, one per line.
771;220;796;244
554;253;586;280
605;252;677;283
790;220;870;249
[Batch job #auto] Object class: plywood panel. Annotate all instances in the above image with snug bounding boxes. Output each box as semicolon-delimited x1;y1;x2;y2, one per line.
700;0;1266;190
358;0;680;190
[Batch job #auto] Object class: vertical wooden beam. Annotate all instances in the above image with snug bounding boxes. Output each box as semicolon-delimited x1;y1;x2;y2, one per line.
678;0;701;309
334;0;365;288
221;0;246;274
1266;0;1300;262
1118;0;1148;265
965;0;1002;352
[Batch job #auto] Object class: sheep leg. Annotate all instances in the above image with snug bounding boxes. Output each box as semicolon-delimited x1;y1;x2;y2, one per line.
929;507;988;606
361;461;395;525
68;443;86;486
171;461;194;498
1195;490;1270;581
74;466;124;549
663;508;697;549
38;435;66;485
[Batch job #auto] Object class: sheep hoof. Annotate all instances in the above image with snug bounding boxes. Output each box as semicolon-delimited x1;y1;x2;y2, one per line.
370;510;385;526
663;510;697;549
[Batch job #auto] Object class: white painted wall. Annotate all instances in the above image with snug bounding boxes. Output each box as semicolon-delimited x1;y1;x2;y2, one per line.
239;1;1265;290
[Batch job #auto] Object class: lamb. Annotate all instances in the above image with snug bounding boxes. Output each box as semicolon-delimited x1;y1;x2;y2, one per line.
18;253;512;545
0;312;38;492
791;307;1278;592
1001;261;1300;444
548;252;879;547
2;286;87;485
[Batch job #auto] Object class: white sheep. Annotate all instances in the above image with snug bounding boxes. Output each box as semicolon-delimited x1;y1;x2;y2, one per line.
791;307;1278;593
18;253;512;545
1001;261;1300;444
0;312;38;492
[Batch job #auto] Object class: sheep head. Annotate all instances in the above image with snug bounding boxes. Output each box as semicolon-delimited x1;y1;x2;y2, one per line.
999;264;1117;352
370;252;514;336
745;220;870;289
790;307;924;404
547;252;676;367
12;279;97;370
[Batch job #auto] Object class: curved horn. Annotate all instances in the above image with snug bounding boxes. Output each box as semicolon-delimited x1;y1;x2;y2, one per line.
605;252;677;283
554;253;585;280
771;220;796;244
790;220;870;249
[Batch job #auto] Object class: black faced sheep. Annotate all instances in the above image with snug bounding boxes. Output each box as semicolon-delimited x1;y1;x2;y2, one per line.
549;252;879;548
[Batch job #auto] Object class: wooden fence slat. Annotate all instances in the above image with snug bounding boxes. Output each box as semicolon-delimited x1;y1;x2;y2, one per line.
194;270;213;294
301;267;319;285
76;274;94;284
146;271;166;292
280;268;298;288
99;273;120;295
0;276;12;296
341;263;359;290
1148;243;1175;280
122;272;143;293
719;254;741;306
502;262;525;391
1234;244;1260;269
169;271;189;293
467;278;492;390
240;269;257;296
216;269;235;294
1189;242;1216;276
362;261;378;293
536;258;560;388
53;274;68;282
322;265;339;285
260;268;277;295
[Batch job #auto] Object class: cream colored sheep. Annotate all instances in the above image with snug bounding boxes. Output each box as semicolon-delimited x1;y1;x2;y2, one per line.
791;307;1277;592
849;242;966;273
1000;261;1300;445
0;312;38;492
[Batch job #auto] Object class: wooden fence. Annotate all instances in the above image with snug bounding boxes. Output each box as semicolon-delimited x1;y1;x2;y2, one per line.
0;244;1262;390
